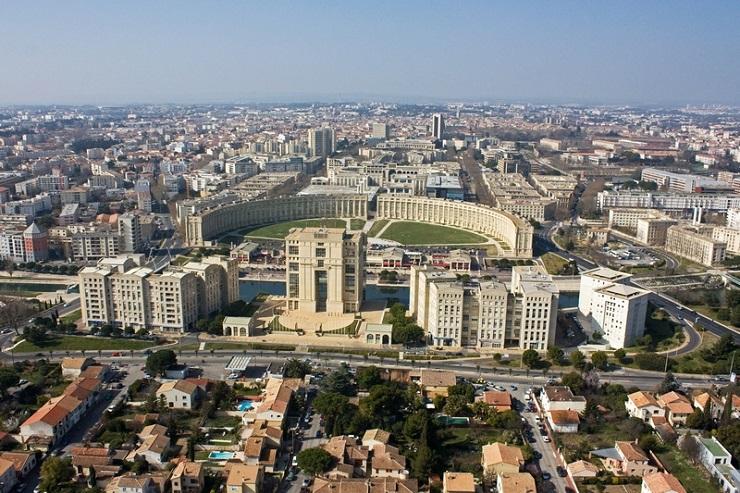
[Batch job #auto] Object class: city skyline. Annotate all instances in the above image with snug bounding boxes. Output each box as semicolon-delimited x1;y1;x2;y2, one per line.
2;0;739;106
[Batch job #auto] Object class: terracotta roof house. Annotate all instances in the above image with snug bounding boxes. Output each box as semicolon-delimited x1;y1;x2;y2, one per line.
480;391;512;411
225;463;263;493
642;471;687;493
566;460;599;478
539;386;587;413
61;357;94;378
312;477;418;493
0;451;37;479
443;472;475;493
481;443;524;476
625;391;664;423
496;472;535;493
362;429;391;450
370;444;408;479
156;380;202;410
171;461;204;493
592;441;657;476
0;458;17;493
547;409;580;433
657;392;693;427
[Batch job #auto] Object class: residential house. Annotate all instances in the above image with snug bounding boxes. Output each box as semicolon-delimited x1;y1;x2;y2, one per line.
547;410;580;433
362;429;391;450
226;463;263;493
641;472;687;493
657;392;693;427
496;472;536;493
132;433;170;468
626;391;664;423
156;380;202;410
0;458;18;493
411;369;457;398
479;391;512;412
106;475;157;493
139;424;168;440
692;391;723;421
312;477;419;493
252;378;298;427
70;445;120;480
481;443;524;476
171;461;204;493
61;357;94;378
323;436;370;478
695;436;740;493
0;451;37;479
244;436;278;473
592;441;657;476
539;386;587;413
369;444;408;479
566;460;599;478
443;472;476;493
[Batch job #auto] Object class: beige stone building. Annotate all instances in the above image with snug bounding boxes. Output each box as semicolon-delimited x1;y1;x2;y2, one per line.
665;226;726;266
409;265;558;350
285;227;365;315
712;226;740;254
635;217;677;245
80;255;237;333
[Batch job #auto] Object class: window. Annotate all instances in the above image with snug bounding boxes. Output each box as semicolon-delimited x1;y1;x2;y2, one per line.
316;247;326;258
288;245;299;255
289;262;298;272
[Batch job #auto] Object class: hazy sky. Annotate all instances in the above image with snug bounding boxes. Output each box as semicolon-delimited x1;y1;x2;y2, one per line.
2;0;739;105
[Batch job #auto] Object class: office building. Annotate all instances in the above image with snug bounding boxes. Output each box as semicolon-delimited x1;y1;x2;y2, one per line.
665;226;726;266
432;114;445;140
409;265;558;350
578;267;632;317
79;255;237;333
308;127;335;158
285;227;365;315
591;283;649;349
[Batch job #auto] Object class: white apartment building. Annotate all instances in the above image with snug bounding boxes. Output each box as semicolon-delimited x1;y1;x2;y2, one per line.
578;267;632;317
727;208;740;230
410;265;558;350
712;226;740;255
591;283;649;348
597;191;740;212
665;226;726;266
118;213;143;253
80;255;237;333
608;208;664;229
285;227;365;315
308;128;335;158
578;268;648;348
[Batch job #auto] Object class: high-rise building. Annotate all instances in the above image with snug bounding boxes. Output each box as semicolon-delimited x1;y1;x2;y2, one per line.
79;255;238;333
307;128;335;158
22;223;48;262
578;267;649;349
284;227;365;315
432;113;445;140
135;178;153;213
371;123;389;140
409;264;558;350
118;213;143;253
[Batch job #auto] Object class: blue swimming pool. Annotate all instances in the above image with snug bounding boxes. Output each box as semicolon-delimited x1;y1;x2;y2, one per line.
208;451;235;460
237;399;255;411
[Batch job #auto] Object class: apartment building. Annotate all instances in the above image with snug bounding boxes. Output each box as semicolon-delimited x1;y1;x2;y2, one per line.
529;174;578;208
608;208;665;229
640;168;731;193
409;265;558;350
597;191;740;212
635;217;677;246
727;208;740;230
79;255;237;333
285;227;365;315
665;226;726;266
712;226;740;255
0;223;49;263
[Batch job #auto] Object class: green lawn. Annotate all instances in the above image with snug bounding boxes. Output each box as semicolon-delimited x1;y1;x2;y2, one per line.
350;219;366;231
379;221;488;245
13;335;155;353
540;252;570;275
367;219;389;237
61;309;82;324
244;218;348;239
657;447;717;493
205;341;297;351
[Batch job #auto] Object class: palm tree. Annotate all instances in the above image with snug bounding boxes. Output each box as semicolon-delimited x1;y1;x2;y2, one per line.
97;349;102;357
210;349;215;357
129;349;134;358
48;350;53;359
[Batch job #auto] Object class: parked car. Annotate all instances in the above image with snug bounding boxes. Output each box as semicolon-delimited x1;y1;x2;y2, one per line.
542;472;551;481
557;466;567;477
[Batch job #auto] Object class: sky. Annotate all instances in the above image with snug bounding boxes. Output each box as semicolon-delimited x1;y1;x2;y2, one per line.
2;0;739;106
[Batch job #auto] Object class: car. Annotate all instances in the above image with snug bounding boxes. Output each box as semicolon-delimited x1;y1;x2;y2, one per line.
542;472;551;481
291;456;298;467
528;435;536;443
533;451;542;460
543;436;551;443
557;466;567;477
111;352;121;357
302;479;312;488
510;384;518;390
316;430;323;438
286;473;297;481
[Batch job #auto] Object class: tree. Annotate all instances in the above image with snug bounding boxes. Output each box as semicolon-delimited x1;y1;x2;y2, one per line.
320;364;357;396
443;394;470;416
686;409;708;430
613;348;627;363
547;347;564;364
39;456;74;493
0;298;36;335
638;434;661;453
591;351;608;371
447;383;475;403
283;358;312;378
522;349;540;368
297;447;334;476
356;366;383;390
561;372;585;394
393;323;424;345
715;420;740;459
657;371;680;394
0;367;20;395
412;419;433;480
679;433;702;464
145;349;177;377
570;350;586;370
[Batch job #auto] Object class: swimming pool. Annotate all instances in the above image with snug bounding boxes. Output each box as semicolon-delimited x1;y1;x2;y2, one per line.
208;451;235;460
236;399;255;411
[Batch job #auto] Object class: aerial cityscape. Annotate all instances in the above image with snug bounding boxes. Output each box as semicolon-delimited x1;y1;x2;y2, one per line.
0;2;739;493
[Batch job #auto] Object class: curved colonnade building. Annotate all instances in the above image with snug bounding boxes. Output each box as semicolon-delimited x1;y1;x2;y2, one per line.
186;194;533;259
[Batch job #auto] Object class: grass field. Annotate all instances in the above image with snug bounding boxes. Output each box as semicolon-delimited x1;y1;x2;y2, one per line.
61;309;82;324
658;447;717;493
540;252;570;275
13;335;155;353
244;218;347;239
349;219;366;230
367;219;389;237
379;221;487;245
